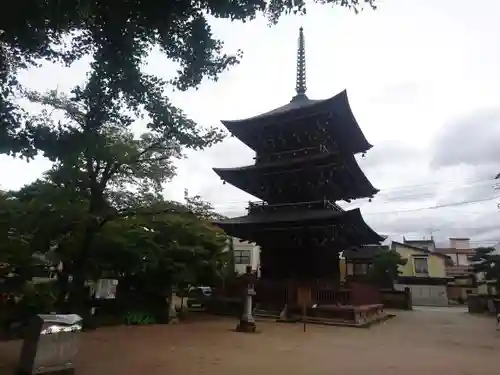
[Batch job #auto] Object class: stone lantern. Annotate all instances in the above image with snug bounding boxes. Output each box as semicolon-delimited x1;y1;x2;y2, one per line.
236;266;257;333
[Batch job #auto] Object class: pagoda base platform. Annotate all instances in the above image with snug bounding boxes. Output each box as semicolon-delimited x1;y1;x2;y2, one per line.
254;303;390;328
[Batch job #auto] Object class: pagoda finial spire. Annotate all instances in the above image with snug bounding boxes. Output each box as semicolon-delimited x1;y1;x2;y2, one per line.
292;26;308;102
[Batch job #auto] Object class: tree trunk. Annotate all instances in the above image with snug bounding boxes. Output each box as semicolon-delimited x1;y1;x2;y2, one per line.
69;221;97;318
55;269;70;312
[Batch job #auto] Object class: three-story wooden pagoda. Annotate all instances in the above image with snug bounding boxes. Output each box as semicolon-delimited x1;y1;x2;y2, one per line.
213;27;383;285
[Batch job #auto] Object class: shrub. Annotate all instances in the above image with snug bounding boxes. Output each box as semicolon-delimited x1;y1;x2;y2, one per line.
123;311;157;325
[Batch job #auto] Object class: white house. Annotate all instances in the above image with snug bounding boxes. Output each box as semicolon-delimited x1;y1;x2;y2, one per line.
231;237;260;277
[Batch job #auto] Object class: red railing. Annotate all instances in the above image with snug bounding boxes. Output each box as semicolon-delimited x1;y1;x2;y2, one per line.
216;278;381;307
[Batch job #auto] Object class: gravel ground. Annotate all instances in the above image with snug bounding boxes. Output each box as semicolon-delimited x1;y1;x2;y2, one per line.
1;309;499;375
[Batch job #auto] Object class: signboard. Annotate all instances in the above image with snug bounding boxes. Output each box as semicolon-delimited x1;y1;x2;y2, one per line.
18;314;82;375
95;278;118;299
297;285;312;307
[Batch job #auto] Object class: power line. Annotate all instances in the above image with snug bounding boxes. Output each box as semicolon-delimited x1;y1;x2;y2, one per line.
213;195;500;216
211;175;497;205
361;195;500;216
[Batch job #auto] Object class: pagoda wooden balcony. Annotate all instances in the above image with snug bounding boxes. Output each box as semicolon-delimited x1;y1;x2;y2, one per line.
255;143;333;164
247;199;343;216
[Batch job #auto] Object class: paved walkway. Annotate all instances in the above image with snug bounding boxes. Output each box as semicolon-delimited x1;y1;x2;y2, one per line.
413;305;469;313
1;310;499;375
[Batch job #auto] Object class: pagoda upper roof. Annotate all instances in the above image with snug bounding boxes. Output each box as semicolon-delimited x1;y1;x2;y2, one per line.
222;93;323;125
214;207;384;245
221;90;371;154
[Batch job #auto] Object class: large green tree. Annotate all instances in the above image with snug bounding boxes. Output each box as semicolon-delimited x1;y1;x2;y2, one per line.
1;0;376;156
15;78;225;311
367;248;407;288
2;178;229;308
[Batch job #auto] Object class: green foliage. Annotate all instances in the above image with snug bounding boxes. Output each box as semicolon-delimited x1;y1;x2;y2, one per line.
183;189;226;221
367;248;407;288
123;311;157;325
212;236;237;287
18;281;58;314
1;175;229;302
471;247;500;290
138;211;228;289
0;191;33;270
20;86;224;207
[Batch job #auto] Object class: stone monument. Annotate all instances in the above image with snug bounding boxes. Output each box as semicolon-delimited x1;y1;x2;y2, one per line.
17;314;82;375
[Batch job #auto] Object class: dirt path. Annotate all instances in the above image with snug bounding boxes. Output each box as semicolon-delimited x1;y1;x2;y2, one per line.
1;310;499;375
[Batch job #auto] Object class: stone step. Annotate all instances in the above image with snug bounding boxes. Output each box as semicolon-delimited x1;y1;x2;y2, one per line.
254;309;281;318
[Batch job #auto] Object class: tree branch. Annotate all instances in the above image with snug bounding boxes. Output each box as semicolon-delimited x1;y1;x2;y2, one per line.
130;129;174;165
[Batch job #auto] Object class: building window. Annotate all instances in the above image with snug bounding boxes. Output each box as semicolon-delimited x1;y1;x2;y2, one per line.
354;263;368;275
346;263;354;276
413;257;429;275
234;250;251;265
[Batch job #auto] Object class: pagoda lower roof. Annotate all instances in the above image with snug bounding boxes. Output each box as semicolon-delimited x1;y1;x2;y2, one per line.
220;90;372;154
213;152;378;202
214;207;384;245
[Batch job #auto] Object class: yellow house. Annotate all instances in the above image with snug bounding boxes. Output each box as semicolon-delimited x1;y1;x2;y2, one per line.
391;241;448;278
339;242;452;306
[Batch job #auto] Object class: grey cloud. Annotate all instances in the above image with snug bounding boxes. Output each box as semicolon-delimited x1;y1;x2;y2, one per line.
358;140;424;169
379;82;423;105
431;107;500;169
363;203;500;244
358;141;438;204
375;185;436;204
435;178;498;206
203;137;255;168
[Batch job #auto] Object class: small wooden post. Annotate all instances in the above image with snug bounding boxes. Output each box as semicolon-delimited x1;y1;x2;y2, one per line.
302;303;306;332
297;284;311;333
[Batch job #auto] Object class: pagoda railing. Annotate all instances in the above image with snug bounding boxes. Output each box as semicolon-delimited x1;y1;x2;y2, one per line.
213;278;387;309
247;199;343;215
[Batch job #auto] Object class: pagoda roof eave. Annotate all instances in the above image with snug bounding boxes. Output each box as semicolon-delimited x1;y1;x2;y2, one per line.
214;208;384;245
212;153;379;201
213;151;340;172
221;90;345;126
220;90;373;154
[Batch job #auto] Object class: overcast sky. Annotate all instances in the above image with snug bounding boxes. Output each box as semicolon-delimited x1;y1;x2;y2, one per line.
2;0;500;247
